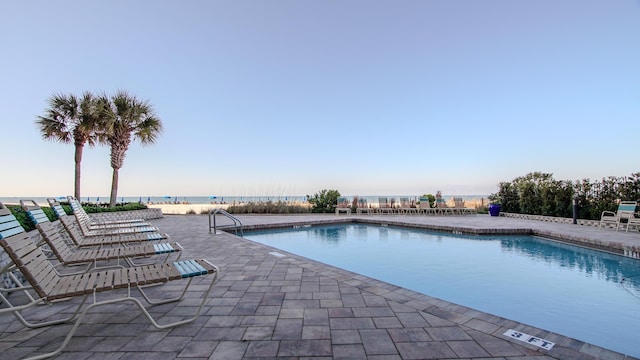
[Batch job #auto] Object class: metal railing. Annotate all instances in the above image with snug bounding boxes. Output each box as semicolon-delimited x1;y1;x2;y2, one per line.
208;208;243;236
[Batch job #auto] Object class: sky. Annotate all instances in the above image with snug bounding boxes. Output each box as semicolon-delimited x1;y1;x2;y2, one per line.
1;0;639;198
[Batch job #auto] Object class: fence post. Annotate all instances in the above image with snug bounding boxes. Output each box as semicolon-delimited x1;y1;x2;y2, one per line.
572;196;579;224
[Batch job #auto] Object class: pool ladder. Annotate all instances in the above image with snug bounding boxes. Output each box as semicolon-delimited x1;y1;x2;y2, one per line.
208;208;244;237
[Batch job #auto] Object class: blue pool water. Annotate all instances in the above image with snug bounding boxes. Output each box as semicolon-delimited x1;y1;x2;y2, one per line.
246;224;640;358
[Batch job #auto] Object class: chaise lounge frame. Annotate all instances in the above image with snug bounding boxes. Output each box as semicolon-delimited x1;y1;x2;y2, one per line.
0;202;218;360
21;200;182;270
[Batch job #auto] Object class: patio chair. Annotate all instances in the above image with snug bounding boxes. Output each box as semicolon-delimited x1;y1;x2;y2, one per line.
356;198;373;214
49;199;169;244
51;198;160;236
0;202;218;360
398;197;417;214
599;201;637;231
21;200;182;270
335;197;351;215
60;214;169;245
377;197;395;214
434;194;454;215
626;212;640;232
452;197;475;215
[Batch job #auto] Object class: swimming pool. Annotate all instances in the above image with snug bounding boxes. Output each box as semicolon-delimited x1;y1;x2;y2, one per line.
246;223;640;358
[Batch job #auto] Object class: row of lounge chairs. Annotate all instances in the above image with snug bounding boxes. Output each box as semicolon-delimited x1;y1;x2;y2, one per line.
336;197;476;215
0;197;219;359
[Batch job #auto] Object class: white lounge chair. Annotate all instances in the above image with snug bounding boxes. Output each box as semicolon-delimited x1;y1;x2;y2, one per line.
0;202;218;360
56;198;160;236
21;200;181;270
418;197;437;215
67;196;149;225
335;197;351;215
377;197;395;214
434;193;452;215
398;197;417;214
48;199;170;244
356;198;373;214
453;197;475;215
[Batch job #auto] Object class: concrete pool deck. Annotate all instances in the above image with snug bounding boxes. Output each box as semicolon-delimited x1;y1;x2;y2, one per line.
1;213;638;359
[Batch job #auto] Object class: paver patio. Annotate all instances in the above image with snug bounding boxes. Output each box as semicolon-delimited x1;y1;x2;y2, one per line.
1;213;638;359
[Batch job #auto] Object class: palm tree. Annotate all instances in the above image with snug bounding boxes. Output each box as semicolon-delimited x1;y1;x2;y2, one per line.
102;91;163;207
36;92;103;200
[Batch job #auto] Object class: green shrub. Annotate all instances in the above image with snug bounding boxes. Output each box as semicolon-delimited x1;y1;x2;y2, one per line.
7;205;34;232
419;194;436;208
58;204;72;215
492;171;640;220
6;205;58;232
42;207;58;220
307;189;340;213
78;202;147;213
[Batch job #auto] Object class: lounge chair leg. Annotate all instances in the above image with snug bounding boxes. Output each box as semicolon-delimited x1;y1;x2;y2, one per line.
24;269;218;360
136;277;193;305
24;298;126;360
0;293;90;329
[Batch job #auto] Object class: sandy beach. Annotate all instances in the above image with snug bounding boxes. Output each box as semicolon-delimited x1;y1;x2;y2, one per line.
146;203;229;215
2;197;488;215
146;197;489;215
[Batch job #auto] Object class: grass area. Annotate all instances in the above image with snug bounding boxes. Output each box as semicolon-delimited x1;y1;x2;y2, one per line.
224;201;311;214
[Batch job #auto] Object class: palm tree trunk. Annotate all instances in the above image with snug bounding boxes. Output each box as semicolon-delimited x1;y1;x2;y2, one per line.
109;167;119;207
74;143;84;200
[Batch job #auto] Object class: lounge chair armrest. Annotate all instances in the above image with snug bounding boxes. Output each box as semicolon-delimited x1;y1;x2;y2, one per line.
54;262;92;276
600;210;616;217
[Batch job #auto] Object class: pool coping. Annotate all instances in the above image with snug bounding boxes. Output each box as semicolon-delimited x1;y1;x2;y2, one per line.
241;217;640;259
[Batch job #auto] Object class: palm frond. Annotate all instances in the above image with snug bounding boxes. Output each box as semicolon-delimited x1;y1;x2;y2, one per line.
135;117;163;145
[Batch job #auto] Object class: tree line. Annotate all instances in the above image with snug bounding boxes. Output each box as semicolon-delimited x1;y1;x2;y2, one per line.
36;91;163;207
490;172;640;220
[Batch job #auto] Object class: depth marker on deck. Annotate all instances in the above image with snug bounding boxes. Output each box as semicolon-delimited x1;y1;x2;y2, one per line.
503;329;555;350
269;251;286;258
